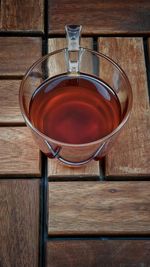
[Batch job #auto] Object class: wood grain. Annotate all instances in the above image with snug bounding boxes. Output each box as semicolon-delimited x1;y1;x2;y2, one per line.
48;181;150;235
48;0;150;35
48;38;93;76
0;179;39;267
99;37;150;177
0;80;24;124
0;127;40;176
48;160;100;178
46;240;150;267
48;37;93;51
0;37;42;76
48;38;100;178
1;0;44;32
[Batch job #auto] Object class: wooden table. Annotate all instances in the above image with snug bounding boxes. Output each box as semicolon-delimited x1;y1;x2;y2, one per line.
0;1;150;266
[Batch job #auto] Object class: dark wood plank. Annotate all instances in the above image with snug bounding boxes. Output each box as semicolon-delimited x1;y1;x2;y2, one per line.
99;37;150;177
48;38;100;178
0;37;42;76
48;182;150;235
46;240;150;267
0;80;24;124
0;127;40;176
1;0;44;32
48;0;150;35
0;179;39;267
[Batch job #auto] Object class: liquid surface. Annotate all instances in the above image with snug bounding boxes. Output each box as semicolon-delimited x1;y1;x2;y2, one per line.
29;73;121;144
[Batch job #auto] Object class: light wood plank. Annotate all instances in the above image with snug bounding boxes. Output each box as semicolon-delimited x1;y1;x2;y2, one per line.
0;127;40;176
48;38;100;178
48;181;150;235
48;37;93;51
0;37;42;76
1;0;44;32
48;160;100;178
99;37;150;177
0;179;39;267
48;0;150;35
0;80;24;124
47;240;150;267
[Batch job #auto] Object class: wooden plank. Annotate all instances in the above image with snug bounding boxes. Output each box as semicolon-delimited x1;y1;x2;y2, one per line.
48;38;100;178
0;127;40;176
0;179;39;267
46;240;150;267
48;38;93;76
48;181;150;235
0;37;42;76
0;80;24;124
48;0;150;35
48;37;93;51
48;160;100;178
99;37;150;177
1;0;44;32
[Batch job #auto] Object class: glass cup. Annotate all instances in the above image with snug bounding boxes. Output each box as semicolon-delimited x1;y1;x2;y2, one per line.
19;25;133;167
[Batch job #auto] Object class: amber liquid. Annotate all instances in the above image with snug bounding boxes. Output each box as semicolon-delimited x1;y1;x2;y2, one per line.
29;73;121;144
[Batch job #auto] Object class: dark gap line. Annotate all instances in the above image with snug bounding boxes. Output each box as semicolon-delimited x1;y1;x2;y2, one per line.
0;124;26;127
93;36;98;51
39;152;44;267
39;153;48;267
99;158;105;181
44;0;49;39
0;176;149;181
39;5;49;266
0;175;41;179
0;75;23;79
0;177;41;180
48;176;100;182
143;37;150;100
48;177;150;182
47;235;150;241
0;123;25;127
48;33;150;38
0;31;44;37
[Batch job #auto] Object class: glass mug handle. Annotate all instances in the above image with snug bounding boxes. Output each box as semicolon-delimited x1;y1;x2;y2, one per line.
45;140;105;167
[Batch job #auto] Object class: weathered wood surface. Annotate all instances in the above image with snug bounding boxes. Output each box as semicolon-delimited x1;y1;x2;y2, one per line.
46;240;150;267
48;181;150;235
48;37;93;50
0;37;42;76
0;179;39;267
99;37;150;177
0;0;44;32
0;79;24;124
0;127;40;176
48;38;100;177
48;160;100;179
48;0;150;35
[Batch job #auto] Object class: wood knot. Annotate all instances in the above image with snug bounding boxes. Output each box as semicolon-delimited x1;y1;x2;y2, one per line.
109;188;117;193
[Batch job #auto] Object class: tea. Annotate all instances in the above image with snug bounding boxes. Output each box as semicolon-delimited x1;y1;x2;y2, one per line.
29;73;121;144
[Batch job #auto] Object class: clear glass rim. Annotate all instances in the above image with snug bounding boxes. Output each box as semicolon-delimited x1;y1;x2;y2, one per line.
19;47;133;148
